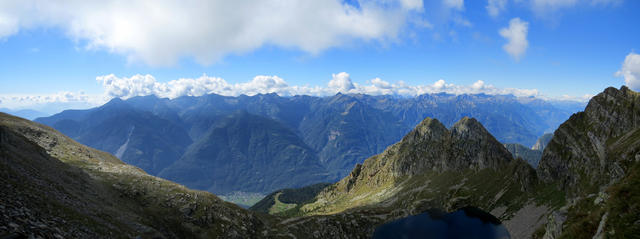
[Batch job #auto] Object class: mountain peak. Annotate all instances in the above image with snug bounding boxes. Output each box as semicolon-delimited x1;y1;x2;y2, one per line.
451;117;486;135
412;117;448;138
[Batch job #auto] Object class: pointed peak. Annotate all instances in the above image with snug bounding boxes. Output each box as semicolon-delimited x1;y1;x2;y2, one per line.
451;117;488;135
101;97;128;108
107;97;124;104
620;85;630;92
454;116;478;126
417;117;443;128
595;86;640;103
413;117;448;136
603;86;621;96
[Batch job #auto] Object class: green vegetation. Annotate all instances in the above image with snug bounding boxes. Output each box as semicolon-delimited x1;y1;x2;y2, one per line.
268;192;297;214
250;183;331;215
604;161;640;237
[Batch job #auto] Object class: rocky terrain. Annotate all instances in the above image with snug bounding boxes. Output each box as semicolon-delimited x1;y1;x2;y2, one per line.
2;86;638;238
253;86;640;238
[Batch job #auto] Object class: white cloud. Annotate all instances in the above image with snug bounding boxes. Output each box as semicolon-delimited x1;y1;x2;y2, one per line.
328;72;356;93
0;0;423;66
399;0;424;11
616;52;640;91
443;0;465;10
94;73;542;100
6;72;596;110
499;18;529;61
486;0;507;17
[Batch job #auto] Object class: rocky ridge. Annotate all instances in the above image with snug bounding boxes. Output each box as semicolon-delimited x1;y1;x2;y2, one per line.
256;86;640;238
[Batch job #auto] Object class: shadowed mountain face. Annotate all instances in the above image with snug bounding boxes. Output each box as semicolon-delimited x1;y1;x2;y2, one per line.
36;99;192;175
36;93;577;194
504;143;543;168
158;111;330;194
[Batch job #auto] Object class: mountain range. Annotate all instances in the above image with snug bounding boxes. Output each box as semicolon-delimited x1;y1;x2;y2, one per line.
2;86;639;238
35;93;581;196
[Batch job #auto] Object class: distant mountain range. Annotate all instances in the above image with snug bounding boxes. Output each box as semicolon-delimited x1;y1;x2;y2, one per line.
2;86;638;238
35;92;582;195
0;108;48;120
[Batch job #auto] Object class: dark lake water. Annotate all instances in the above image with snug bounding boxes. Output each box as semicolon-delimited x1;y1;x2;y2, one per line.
373;207;510;239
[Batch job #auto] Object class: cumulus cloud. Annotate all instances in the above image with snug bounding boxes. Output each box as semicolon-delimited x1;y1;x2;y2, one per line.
328;72;356;93
399;0;424;11
486;0;507;17
95;73;542;100
499;18;529;61
443;0;465;10
616;52;640;90
0;0;423;66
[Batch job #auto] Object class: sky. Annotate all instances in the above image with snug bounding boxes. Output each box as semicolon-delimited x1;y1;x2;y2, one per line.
0;0;639;113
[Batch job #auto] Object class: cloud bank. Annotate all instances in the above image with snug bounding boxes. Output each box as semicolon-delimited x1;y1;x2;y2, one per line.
0;0;422;66
616;52;640;90
499;18;529;61
96;72;541;100
3;72;600;110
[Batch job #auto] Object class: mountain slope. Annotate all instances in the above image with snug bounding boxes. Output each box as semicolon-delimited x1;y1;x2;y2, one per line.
0;113;263;238
532;133;553;151
36;98;192;175
535;86;640;237
159;111;330;194
299;93;409;177
538;86;640;195
36;92;577;201
504;143;543;168
298;117;533;215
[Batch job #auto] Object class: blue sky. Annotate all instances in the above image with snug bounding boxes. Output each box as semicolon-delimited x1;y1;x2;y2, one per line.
0;0;639;111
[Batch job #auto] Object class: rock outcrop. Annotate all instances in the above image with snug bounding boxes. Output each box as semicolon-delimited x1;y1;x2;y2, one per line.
538;86;640;195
